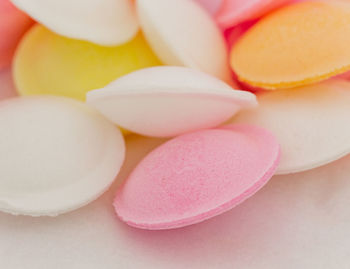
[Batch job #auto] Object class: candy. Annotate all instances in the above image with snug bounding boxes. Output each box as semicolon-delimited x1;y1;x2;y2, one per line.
231;1;350;90
0;96;125;216
87;66;257;137
114;125;280;230
10;0;138;46
136;0;231;83
228;79;350;174
216;0;292;29
0;0;33;70
13;25;162;101
196;0;223;14
0;68;17;100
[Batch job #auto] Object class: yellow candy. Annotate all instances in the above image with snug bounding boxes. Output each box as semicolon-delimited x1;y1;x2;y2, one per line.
231;1;350;89
14;24;162;100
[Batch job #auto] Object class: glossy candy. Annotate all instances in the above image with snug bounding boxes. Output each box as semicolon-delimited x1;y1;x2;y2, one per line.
231;1;350;89
216;0;291;29
228;79;350;174
87;66;257;137
13;25;162;101
114;125;280;230
10;0;138;46
0;0;33;70
136;0;231;83
0;96;125;216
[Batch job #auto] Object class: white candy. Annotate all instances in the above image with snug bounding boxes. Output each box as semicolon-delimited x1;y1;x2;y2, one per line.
0;96;125;216
136;0;230;82
87;66;257;137
229;79;350;174
10;0;139;46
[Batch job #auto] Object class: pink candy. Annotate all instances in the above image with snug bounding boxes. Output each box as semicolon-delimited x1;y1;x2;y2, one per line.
114;125;280;230
0;0;33;70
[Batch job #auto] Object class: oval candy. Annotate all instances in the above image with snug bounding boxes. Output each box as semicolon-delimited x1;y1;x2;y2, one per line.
87;66;257;137
228;79;350;174
114;125;280;230
0;96;125;216
10;0;138;46
13;25;162;101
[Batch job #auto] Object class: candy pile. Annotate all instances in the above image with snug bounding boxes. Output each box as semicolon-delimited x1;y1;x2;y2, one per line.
0;0;349;231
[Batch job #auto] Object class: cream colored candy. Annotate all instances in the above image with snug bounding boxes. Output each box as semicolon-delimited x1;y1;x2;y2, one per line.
136;0;231;82
0;96;125;216
87;66;257;137
10;0;138;45
228;79;350;174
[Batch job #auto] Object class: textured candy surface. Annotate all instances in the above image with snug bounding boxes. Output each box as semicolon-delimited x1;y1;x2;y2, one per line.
0;0;33;70
231;1;350;89
0;96;125;216
13;25;162;101
228;79;350;174
10;0;138;45
137;0;231;82
87;66;257;137
114;125;280;230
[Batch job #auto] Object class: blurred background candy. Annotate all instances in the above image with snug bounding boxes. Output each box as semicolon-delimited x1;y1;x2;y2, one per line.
136;0;231;83
10;0;139;46
216;0;292;29
114;125;279;230
0;0;33;70
0;68;17;100
0;96;125;216
229;79;350;174
13;25;162;101
231;1;350;89
87;67;256;137
196;0;223;14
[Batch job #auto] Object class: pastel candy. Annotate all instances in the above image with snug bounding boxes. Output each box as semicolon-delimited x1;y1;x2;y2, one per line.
0;68;17;100
216;0;292;29
114;125;280;230
0;0;33;70
228;79;350;174
231;1;350;90
13;25;162;101
10;0;138;46
87;66;257;137
196;0;223;14
136;0;231;82
0;96;125;216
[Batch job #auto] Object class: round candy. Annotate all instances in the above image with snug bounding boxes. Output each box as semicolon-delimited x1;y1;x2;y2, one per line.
87;66;257;137
0;0;33;70
231;1;350;90
216;0;292;29
0;96;125;216
114;125;280;230
136;0;231;83
13;25;162;101
10;0;138;46
228;79;350;174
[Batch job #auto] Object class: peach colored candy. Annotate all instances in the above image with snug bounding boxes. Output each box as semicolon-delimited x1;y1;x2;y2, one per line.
228;79;350;174
0;0;33;70
114;125;280;230
13;25;162;101
216;0;292;29
136;0;231;83
10;0;138;46
0;96;125;216
87;66;257;137
231;1;350;90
